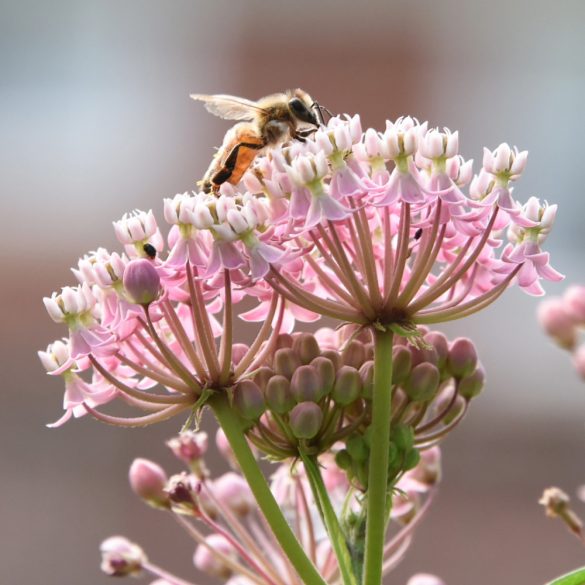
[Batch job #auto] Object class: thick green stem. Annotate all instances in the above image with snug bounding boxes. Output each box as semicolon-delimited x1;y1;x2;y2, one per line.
209;395;327;585
363;329;394;585
300;452;358;585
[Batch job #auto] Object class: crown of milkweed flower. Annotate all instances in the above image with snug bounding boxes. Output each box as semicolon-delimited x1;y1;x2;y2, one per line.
114;209;165;258
102;431;441;585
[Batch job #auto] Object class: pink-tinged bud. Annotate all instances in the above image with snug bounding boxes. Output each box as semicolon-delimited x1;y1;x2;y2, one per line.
341;340;367;369
167;431;208;464
129;458;169;509
274;348;302;379
410;344;438;368
252;366;274;390
100;536;146;577
265;375;294;414
404;363;440;402
563;286;585;325
392;346;412;385
290;365;323;402
321;349;342;369
537;298;577;349
213;472;255;516
332;366;362;405
289;402;323;439
276;333;294;349
311;356;336;396
447;338;478;378
572;345;585;381
359;361;374;400
292;333;321;364
233;380;265;421
424;331;449;370
406;574;446;585
123;259;161;305
193;534;237;579
458;365;486;399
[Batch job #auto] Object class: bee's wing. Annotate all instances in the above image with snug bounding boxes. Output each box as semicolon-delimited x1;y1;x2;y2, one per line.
190;94;265;121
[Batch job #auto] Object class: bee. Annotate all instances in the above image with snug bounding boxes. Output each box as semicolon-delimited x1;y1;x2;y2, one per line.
191;90;326;193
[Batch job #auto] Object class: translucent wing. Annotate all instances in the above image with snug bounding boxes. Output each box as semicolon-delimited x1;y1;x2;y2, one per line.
190;94;265;121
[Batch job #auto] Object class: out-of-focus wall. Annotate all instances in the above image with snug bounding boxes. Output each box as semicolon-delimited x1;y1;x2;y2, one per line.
2;1;585;584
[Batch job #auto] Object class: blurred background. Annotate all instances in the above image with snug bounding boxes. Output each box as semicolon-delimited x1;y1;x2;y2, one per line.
2;0;585;583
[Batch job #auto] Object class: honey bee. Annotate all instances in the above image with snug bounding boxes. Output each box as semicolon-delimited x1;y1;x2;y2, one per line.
191;90;326;193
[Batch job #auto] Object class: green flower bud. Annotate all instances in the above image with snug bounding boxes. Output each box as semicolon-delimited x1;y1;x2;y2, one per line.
321;350;342;370
458;365;485;399
274;348;302;380
290;365;323;402
447;337;478;379
346;435;369;462
404;362;440;402
292;333;321;365
392;346;412;385
335;449;353;470
390;424;414;452
289;402;323;439
310;356;336;396
233;380;265;420
332;366;362;406
341;340;367;369
275;333;294;349
264;375;294;414
253;366;274;391
403;448;421;471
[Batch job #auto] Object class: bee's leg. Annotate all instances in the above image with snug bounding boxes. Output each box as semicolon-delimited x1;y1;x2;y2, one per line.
293;128;318;143
211;141;264;188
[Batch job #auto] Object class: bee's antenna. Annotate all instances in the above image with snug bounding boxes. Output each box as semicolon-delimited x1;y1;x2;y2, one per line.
311;101;334;126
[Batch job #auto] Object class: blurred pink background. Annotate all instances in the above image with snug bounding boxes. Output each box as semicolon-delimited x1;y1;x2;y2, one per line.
2;1;585;584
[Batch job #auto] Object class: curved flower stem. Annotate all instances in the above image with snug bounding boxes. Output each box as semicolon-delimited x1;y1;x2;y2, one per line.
363;328;394;585
209;394;327;585
300;451;358;585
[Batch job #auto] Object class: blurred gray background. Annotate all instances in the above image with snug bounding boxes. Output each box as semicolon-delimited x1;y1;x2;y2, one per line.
2;1;585;583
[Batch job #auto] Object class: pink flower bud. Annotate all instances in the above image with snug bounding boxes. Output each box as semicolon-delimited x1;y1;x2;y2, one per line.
537;297;577;349
265;375;294;414
100;536;146;577
341;340;367;369
447;338;478;378
563;286;585;325
392;346;412;385
404;363;440;402
290;365;323;402
458;364;486;399
292;333;321;364
167;431;208;464
233;380;265;421
424;331;449;370
123;259;161;305
213;472;255;516
289;402;323;439
274;348;302;379
129;458;169;509
332;365;362;405
193;534;237;578
359;360;374;400
311;356;336;396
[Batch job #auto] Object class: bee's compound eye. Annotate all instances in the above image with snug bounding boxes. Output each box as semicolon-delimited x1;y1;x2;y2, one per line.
289;98;317;125
143;243;157;259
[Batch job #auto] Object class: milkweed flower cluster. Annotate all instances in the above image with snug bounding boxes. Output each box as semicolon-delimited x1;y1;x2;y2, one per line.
100;430;440;585
538;285;585;378
40;111;560;585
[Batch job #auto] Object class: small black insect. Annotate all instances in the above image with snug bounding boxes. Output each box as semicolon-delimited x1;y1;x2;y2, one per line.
414;228;423;241
143;243;157;259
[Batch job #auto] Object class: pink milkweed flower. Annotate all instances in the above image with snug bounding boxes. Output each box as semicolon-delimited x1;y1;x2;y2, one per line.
43;283;116;358
100;536;147;577
113;209;165;259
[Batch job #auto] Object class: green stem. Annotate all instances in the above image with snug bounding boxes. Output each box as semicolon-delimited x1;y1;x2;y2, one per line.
363;328;394;585
209;394;327;585
299;451;358;585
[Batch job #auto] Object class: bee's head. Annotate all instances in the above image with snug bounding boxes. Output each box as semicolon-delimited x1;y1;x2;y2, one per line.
288;90;319;127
